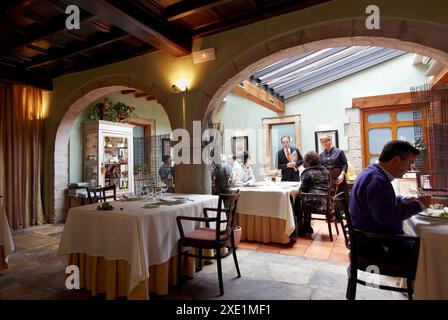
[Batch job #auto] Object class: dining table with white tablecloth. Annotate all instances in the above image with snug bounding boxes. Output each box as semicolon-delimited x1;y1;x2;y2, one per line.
58;194;218;300
404;214;448;300
235;181;300;244
0;202;14;270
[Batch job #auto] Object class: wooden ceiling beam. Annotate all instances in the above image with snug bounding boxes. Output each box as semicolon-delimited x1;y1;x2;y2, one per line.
0;65;53;90
134;92;150;98
121;89;137;95
0;0;35;21
50;45;156;79
70;0;191;57
164;0;232;22
24;29;129;69
232;80;284;113
193;0;330;38
0;13;95;57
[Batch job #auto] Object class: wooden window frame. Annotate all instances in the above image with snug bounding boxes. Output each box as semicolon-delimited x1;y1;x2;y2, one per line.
262;115;301;176
353;92;420;168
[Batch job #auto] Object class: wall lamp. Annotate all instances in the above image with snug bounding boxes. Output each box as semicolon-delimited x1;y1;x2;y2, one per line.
172;78;189;93
172;84;188;93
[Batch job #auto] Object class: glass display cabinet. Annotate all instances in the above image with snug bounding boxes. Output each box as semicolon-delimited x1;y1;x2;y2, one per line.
83;120;134;194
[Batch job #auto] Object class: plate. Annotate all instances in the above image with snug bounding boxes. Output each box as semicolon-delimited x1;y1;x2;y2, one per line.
417;209;448;219
143;203;159;209
173;196;187;200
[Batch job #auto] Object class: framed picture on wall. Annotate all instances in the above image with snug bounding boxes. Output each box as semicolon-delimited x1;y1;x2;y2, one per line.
231;136;248;161
315;130;339;153
161;137;171;160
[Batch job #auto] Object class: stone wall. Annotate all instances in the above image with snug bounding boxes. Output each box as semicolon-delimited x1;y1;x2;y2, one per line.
344;108;362;173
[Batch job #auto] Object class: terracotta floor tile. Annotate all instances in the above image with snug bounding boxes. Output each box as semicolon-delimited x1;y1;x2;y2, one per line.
305;246;332;255
257;244;282;253
279;246;306;256
329;252;349;263
331;246;349;255
238;241;260;250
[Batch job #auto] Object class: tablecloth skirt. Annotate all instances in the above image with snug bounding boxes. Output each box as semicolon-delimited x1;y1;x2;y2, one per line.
0;245;8;270
240;214;290;244
69;252;197;300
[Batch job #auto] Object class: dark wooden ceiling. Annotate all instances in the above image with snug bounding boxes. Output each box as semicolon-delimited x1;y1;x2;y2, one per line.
0;0;330;90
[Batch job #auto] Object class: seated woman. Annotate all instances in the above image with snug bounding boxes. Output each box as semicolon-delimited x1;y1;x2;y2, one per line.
298;151;331;235
233;151;256;186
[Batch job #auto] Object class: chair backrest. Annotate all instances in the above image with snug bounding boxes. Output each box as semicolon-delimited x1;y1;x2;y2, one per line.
90;184;116;202
215;192;240;241
333;191;352;249
299;172;333;214
102;184;117;202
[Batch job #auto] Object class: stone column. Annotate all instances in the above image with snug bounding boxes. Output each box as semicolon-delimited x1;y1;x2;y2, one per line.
344;107;363;173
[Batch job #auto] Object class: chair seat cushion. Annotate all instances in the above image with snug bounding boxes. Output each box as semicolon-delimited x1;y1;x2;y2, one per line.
185;228;229;242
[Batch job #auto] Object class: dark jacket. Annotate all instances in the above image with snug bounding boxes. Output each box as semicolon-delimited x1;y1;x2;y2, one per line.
349;164;422;234
300;165;331;212
277;147;303;181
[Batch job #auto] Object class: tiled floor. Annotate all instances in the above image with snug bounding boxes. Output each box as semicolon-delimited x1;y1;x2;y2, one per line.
240;220;349;263
0;223;406;300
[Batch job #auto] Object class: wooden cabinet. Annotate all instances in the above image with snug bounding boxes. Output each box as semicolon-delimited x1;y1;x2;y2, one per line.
83;120;134;194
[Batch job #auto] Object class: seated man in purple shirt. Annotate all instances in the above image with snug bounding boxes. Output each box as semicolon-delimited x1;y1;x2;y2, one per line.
349;140;429;256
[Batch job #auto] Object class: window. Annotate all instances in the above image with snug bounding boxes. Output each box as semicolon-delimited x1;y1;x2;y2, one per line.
262;115;302;175
362;107;421;167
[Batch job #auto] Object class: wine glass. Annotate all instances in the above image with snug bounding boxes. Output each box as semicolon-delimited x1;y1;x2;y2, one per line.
161;181;169;196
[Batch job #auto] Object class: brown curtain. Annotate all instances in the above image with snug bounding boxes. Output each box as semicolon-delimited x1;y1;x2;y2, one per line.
0;82;46;229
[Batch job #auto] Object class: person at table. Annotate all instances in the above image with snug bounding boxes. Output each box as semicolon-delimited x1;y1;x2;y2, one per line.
233;151;256;186
349;140;431;255
277;135;303;182
297;151;332;235
319;134;348;195
223;153;243;183
159;155;173;185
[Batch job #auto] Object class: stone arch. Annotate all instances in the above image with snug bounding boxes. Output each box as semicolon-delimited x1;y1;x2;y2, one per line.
201;18;448;121
50;75;174;222
198;18;448;193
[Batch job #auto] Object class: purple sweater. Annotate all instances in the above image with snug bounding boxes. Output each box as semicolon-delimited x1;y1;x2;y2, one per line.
349;164;422;234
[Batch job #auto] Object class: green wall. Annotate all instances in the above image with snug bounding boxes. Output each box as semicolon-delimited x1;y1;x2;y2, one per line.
212;93;278;180
68;92;171;183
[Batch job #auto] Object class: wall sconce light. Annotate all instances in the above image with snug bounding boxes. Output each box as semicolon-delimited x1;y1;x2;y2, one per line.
172;78;189;93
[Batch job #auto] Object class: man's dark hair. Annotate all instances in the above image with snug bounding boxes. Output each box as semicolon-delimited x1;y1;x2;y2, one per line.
281;135;290;143
378;140;419;162
243;151;250;165
162;155;171;163
303;151;320;168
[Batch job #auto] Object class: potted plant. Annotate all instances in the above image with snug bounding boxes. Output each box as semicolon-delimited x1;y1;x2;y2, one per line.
87;99;135;123
113;101;135;123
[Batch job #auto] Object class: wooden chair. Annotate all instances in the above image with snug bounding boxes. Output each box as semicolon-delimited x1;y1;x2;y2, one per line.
95;184;117;202
176;192;241;296
333;192;420;300
299;179;339;241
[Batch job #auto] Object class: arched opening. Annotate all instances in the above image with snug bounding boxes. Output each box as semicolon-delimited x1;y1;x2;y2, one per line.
200;18;448;193
50;76;174;223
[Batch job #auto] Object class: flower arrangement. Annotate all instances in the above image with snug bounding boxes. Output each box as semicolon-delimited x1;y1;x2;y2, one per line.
88;98;135;123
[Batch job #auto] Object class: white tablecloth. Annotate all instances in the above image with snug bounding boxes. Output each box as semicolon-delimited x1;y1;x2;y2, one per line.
0;204;14;264
405;215;448;300
58;194;218;294
236;182;300;236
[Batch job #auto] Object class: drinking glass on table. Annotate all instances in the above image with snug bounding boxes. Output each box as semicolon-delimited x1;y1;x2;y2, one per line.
161;182;169;196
